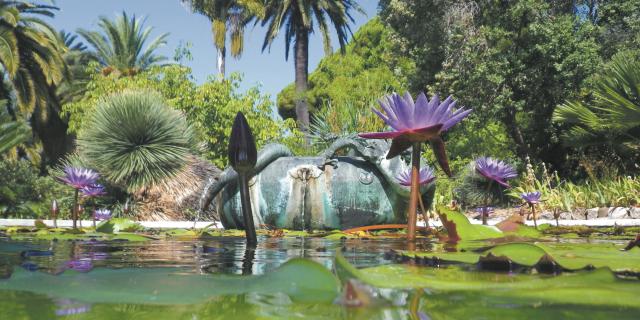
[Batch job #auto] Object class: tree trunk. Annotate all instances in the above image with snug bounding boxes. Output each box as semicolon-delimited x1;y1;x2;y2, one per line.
30;99;75;170
217;46;226;77
501;106;529;160
294;28;310;144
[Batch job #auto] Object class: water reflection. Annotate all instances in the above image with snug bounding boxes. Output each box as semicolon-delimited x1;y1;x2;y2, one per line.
1;236;432;276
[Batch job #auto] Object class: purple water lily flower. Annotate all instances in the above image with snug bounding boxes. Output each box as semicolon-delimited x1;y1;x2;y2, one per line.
475;157;518;188
521;191;541;205
54;299;92;316
58;167;99;189
81;184;106;197
65;259;93;272
359;92;472;175
396;166;436;186
476;206;494;215
93;208;111;221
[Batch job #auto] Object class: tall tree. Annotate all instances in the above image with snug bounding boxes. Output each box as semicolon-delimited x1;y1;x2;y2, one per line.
0;0;66;116
183;0;263;76
0;1;72;167
77;12;169;76
259;0;362;138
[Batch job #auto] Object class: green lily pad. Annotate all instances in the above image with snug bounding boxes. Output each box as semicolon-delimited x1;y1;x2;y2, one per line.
405;242;640;271
96;218;143;233
437;205;503;241
0;258;339;305
335;251;640;308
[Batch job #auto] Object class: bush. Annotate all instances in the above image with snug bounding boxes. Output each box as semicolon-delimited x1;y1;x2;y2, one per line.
77;90;196;192
63;65;298;167
0;161;72;218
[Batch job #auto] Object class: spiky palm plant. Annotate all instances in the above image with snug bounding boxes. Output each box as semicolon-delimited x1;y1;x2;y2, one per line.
77;12;168;75
554;53;640;164
183;0;263;76
77;91;196;192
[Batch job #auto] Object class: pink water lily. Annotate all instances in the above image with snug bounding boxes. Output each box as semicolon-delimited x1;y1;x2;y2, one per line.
396;166;436;186
359;92;471;176
521;191;542;205
58;167;99;189
81;184;106;197
475;157;517;188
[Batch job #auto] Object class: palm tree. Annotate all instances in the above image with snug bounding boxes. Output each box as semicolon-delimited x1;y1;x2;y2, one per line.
77;12;169;76
0;99;30;154
259;0;362;138
553;53;640;167
183;0;263;76
0;0;66;116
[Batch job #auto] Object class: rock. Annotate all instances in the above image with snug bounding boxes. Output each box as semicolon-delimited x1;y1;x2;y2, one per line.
558;212;572;219
572;209;597;220
538;212;555;220
597;207;609;218
630;207;640;219
609;207;630;219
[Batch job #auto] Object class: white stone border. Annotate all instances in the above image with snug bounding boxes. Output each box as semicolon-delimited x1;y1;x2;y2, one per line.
1;218;638;230
0;219;223;229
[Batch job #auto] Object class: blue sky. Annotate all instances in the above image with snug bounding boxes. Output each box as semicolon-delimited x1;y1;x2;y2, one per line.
49;0;379;100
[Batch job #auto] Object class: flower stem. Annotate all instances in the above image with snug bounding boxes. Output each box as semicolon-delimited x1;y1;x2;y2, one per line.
72;189;78;229
407;142;422;241
531;204;538;229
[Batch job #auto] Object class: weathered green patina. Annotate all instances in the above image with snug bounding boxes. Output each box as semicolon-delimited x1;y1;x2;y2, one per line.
200;137;435;230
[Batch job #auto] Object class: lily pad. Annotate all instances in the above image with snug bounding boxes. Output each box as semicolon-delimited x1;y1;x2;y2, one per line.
96;218;143;233
404;242;640;272
0;258;339;305
335;251;640;308
437;206;503;241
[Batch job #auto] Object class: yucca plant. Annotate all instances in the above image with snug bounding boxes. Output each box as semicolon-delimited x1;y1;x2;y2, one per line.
77;90;196;192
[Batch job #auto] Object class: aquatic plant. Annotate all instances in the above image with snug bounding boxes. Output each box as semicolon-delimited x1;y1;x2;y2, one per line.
93;208;112;221
58;167;99;229
81;184;106;227
51;200;59;228
457;157;517;225
359;92;470;239
65;259;93;273
521;191;542;228
228;112;258;245
396;166;436;187
81;184;105;197
475;157;518;188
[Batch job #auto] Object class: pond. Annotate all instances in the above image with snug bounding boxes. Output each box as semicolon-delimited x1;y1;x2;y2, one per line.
1;230;639;320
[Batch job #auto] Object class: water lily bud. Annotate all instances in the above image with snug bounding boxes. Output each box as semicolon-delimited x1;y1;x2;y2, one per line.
228;112;257;173
51;200;59;215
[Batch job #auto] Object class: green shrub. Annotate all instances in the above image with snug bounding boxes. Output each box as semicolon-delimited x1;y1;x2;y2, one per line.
0;161;72;218
78;90;196;192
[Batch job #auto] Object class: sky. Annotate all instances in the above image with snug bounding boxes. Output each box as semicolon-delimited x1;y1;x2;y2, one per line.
49;0;380;100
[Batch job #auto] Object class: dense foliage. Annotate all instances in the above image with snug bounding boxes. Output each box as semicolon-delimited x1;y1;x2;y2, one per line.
553;53;640;170
278;18;413;119
378;0;639;176
63;65;298;167
0;160;70;218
